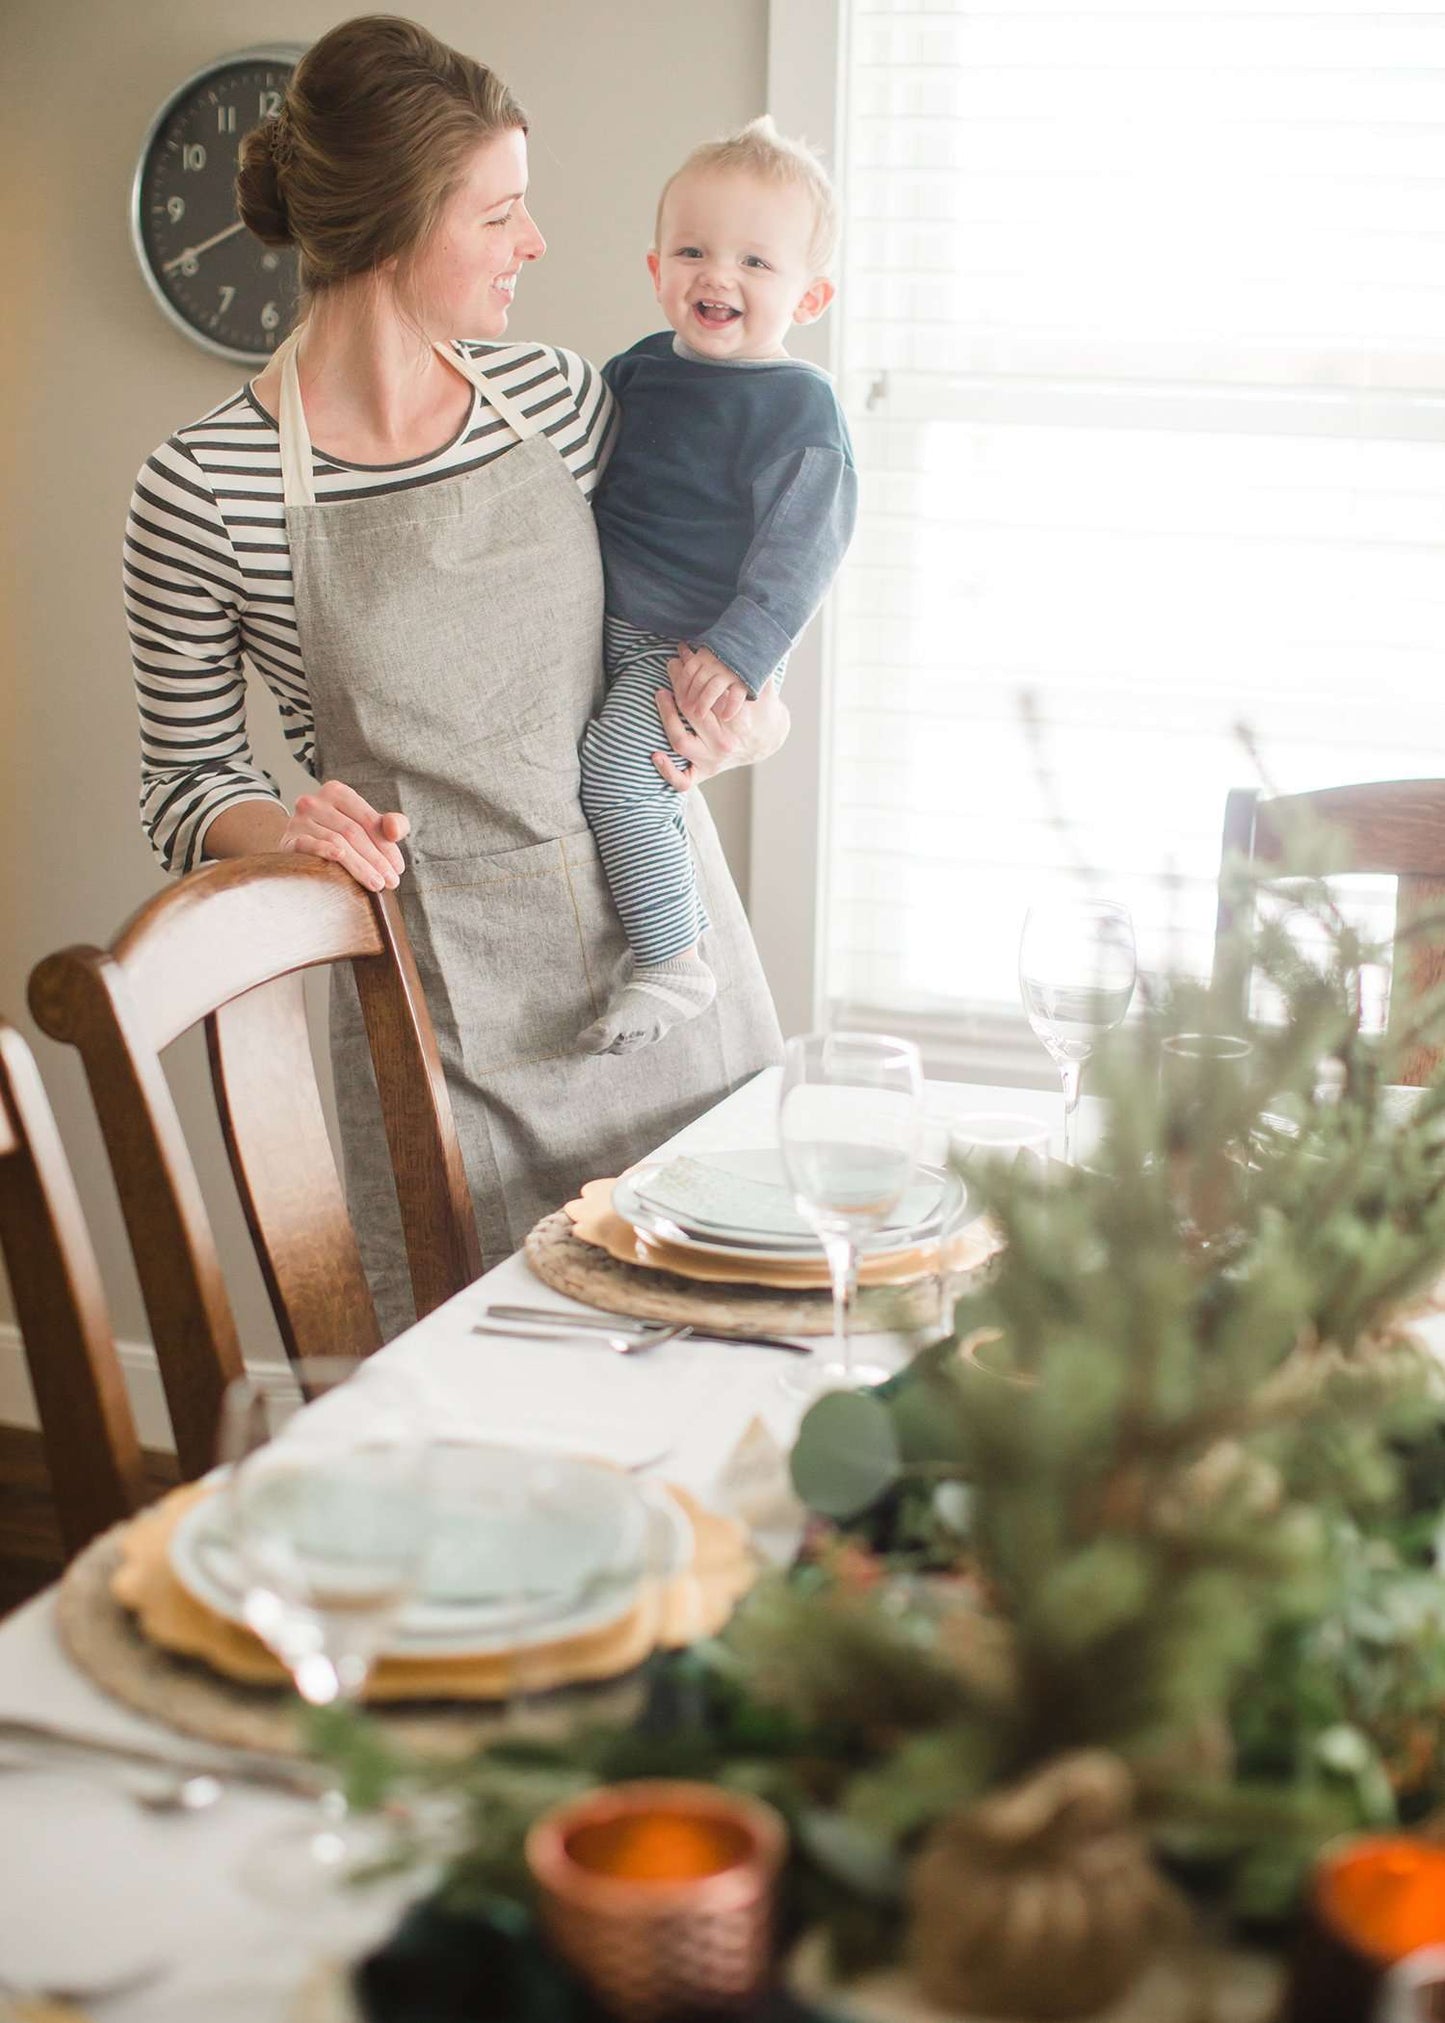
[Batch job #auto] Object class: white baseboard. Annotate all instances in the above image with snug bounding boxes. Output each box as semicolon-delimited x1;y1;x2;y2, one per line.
0;1324;176;1453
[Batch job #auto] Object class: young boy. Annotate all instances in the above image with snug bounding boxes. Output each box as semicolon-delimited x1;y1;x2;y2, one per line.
577;117;856;1054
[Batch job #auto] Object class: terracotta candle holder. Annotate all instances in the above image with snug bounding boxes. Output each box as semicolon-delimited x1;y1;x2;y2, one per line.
1284;1834;1445;2023
525;1779;787;2021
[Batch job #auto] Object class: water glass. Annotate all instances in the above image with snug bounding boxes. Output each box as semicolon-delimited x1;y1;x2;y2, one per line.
1159;1033;1253;1248
216;1358;432;1899
948;1111;1052;1185
1019;898;1137;1165
778;1031;924;1395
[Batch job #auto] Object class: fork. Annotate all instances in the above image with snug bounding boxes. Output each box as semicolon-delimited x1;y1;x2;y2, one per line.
477;1304;811;1356
471;1317;688;1356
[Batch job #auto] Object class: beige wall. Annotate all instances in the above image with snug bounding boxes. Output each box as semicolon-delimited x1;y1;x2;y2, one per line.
0;0;767;1365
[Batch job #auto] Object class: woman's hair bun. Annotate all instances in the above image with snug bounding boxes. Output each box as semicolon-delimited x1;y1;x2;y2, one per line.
235;116;293;247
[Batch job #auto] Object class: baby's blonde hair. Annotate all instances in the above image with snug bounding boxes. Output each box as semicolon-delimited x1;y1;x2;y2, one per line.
654;115;839;274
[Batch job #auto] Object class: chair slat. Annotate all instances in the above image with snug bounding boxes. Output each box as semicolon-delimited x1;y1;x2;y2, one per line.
353;900;483;1316
208;973;381;1364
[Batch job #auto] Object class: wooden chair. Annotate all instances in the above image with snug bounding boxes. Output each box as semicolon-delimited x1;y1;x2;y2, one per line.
1212;781;1445;1086
28;856;482;1481
0;1020;148;1558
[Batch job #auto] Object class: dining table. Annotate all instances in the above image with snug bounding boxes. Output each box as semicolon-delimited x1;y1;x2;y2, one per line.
0;1068;1080;2021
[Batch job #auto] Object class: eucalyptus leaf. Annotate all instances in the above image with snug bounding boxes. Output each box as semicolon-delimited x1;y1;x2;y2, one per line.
791;1390;902;1519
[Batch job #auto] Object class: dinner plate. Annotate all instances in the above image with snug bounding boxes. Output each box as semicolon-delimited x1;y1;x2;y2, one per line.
614;1150;967;1263
169;1454;691;1659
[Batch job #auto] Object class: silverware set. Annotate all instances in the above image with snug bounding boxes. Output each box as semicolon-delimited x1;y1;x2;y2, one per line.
0;1713;319;1812
471;1303;810;1357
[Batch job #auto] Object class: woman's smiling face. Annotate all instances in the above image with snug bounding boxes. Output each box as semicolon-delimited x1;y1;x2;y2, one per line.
647;167;831;361
409;127;545;340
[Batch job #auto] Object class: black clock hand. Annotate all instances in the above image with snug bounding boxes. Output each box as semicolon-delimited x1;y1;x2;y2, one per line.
163;220;247;273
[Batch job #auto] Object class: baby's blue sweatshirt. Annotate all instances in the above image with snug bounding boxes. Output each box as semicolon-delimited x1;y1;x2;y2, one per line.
592;331;857;694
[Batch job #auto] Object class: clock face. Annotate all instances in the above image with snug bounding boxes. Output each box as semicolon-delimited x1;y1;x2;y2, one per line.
132;46;306;364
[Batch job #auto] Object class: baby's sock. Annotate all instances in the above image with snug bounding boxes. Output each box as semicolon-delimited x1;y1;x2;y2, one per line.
576;954;718;1055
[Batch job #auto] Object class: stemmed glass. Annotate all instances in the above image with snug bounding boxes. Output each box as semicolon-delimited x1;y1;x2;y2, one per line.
778;1031;924;1395
1019;898;1137;1165
215;1357;432;1901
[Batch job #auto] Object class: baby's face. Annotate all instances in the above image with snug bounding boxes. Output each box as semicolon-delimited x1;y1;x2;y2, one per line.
648;168;831;361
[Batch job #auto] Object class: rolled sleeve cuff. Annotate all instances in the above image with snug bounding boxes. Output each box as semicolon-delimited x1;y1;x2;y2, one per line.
697;598;795;694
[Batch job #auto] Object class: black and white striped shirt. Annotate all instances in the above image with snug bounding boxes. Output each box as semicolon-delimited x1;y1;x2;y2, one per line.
125;340;616;874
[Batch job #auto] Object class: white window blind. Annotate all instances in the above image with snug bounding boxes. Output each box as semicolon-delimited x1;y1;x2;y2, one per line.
824;0;1445;1066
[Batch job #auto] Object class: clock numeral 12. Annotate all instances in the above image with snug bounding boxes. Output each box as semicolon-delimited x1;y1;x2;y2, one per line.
259;89;282;119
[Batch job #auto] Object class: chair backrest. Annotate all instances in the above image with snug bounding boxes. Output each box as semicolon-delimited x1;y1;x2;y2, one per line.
28;855;482;1479
1213;781;1445;1086
0;1020;147;1558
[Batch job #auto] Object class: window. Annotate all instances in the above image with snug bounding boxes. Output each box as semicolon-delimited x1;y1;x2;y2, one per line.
772;0;1445;1076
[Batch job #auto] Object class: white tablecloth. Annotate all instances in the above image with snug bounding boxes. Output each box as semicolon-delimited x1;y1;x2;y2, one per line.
0;1069;1068;2017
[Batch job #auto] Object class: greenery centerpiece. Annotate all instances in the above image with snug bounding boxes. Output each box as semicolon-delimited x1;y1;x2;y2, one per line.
332;838;1445;2020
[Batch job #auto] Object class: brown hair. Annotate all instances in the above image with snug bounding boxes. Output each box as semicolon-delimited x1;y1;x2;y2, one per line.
654;115;839;273
235;15;527;297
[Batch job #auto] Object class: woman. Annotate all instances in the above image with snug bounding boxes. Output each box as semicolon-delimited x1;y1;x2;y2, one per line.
125;16;786;1335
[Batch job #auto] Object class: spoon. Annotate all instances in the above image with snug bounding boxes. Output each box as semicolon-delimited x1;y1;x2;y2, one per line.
128;1767;226;1816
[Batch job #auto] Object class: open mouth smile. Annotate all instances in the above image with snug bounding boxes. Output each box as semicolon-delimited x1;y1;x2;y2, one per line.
692;300;742;327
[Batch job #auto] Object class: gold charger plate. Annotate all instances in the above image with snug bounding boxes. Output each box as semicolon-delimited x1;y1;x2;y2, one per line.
567;1178;996;1291
108;1481;754;1704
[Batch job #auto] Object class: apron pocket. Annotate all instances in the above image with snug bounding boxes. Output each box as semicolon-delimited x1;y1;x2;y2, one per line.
402;832;615;1076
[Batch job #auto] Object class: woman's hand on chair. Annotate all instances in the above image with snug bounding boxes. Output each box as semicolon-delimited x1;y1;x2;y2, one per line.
652;648;791;791
280;780;410;892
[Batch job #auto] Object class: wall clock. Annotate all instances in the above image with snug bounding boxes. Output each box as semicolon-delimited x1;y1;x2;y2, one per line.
131;45;306;364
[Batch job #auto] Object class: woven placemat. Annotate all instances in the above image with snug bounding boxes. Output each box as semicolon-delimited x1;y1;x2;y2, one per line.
524;1210;957;1336
56;1524;649;1762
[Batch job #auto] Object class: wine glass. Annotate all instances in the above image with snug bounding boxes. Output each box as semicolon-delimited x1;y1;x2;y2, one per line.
778;1031;924;1395
1019;898;1137;1165
215;1358;432;1901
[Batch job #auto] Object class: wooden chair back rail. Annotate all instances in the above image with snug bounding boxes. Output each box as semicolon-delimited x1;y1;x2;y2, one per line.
1214;781;1445;1087
29;855;482;1483
112;863;387;1053
0;1022;146;1557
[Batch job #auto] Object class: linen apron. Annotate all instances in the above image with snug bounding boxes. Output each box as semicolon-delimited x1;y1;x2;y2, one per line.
276;334;784;1338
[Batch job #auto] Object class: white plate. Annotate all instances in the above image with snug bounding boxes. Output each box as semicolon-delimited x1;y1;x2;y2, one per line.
614;1151;967;1263
169;1460;691;1659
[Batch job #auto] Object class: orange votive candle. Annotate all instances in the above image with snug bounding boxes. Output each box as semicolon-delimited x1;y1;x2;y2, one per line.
1316;1838;1445;1962
565;1810;753;1883
525;1781;787;2022
1285;1836;1445;2023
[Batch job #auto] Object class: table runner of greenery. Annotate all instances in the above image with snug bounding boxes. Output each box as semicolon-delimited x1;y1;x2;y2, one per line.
333;832;1445;2018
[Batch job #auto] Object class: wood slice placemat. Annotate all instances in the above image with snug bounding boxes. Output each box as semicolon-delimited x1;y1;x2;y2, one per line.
524;1209;957;1337
55;1525;644;1762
